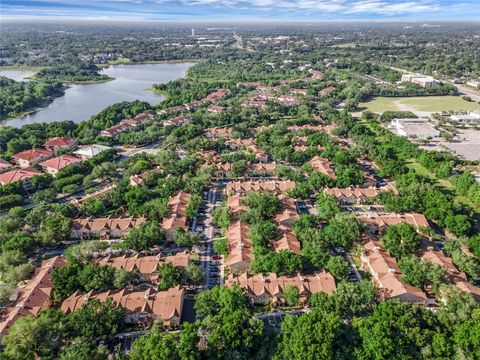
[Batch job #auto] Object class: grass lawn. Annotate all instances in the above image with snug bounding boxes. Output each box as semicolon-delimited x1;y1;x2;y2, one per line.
359;96;480;113
405;159;452;189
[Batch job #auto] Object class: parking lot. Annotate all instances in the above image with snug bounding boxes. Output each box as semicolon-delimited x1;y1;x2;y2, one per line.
194;183;225;289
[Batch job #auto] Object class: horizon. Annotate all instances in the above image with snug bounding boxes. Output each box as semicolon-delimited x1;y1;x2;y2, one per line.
1;0;480;22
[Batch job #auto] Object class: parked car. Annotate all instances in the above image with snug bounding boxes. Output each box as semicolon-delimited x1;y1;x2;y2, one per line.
212;255;222;260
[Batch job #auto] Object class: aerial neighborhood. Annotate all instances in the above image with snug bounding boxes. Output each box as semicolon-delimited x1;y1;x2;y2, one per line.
0;21;480;359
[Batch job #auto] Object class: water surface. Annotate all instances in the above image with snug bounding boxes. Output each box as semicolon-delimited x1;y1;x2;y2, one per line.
1;63;193;128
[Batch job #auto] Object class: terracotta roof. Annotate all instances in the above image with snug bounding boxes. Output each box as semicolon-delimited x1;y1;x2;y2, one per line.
61;286;184;326
319;86;336;95
251;163;277;172
226;180;295;194
362;240;427;302
72;217;146;234
164;115;192;126
205;88;230;102
225;271;336;298
12;148;53;162
0;256;66;336
40;155;82;171
207;105;226;112
205;127;233;138
456;281;480;300
98;251;190;277
274;228;301;254
161;192;190;232
309;156;336;179
43;137;76;148
358;212;430;231
420;249;467;282
0;167;42;185
0;158;13;170
225;221;254;268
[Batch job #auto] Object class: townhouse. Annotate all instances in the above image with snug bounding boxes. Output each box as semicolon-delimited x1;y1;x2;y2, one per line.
226;180;295;195
319;86;336;96
43;137;77;152
39;155;83;176
0;159;12;173
361;240;428;304
61;286;185;328
274;228;301;254
0;256;66;338
309;156;336;179
323;185;398;205
225;221;254;273
12;148;53;168
0;167;42;190
161;191;191;240
205;127;233;139
358;212;430;235
225;271;336;306
97;251;190;283
71;216;146;239
163;115;192;127
100;113;153;137
207;105;226;113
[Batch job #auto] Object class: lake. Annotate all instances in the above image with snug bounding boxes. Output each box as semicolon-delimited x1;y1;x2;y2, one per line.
1;63;194;128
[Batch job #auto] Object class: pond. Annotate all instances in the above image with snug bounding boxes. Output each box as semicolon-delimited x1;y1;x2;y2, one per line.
1;63;194;128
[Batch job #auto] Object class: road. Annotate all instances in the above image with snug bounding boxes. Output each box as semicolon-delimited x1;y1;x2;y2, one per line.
195;184;224;289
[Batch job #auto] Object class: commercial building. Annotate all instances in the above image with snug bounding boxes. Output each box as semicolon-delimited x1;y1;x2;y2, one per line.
390;118;440;139
401;74;440;88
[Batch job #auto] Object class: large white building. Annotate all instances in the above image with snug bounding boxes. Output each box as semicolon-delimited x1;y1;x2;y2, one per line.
390;118;440;139
451;112;480;123
401;73;440;89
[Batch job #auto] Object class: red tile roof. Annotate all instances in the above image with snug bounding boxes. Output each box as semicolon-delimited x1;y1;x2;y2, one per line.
40;155;82;171
12;148;53;162
0;167;42;185
43;137;76;148
0;158;12;169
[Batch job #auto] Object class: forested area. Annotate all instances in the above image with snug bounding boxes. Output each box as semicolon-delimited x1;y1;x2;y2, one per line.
0;76;64;119
34;63;112;83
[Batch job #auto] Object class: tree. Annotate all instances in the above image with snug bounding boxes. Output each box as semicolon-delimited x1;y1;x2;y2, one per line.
353;301;450;360
284;285;300;307
123;221;165;251
275;310;347;360
323;215;362;250
113;268;139;288
1;309;65;360
129;323;183;360
213;237;228;256
81;197;106;216
66;299;123;341
398;256;447;292
185;264;205;285
36;213;72;247
315;194;341;220
174;228;199;249
326;256;350;281
158;263;182;290
381;223;421;258
59;341;109;360
454;308;480;359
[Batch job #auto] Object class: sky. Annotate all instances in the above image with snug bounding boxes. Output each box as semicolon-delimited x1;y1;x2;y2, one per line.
1;0;479;21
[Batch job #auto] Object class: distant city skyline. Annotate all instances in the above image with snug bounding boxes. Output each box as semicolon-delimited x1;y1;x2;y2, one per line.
1;0;480;21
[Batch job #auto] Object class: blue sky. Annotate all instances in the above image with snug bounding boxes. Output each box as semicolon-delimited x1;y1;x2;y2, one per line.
1;0;479;21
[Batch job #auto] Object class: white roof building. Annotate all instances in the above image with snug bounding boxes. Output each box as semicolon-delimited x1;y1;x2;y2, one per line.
73;144;112;159
451;113;480;122
401;73;440;89
390;118;440;139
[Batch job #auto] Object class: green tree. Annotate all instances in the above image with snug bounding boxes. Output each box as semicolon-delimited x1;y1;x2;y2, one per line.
158;262;182;290
381;223;421;258
284;285;300;306
326;256;350;281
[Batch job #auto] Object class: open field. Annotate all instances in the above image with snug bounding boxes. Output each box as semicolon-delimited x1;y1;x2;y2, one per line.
359;96;480;113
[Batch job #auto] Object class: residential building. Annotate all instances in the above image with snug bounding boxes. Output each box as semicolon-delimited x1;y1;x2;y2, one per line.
61;286;185;327
274;195;299;226
43;137;77;151
237;81;262;87
420;248;467;282
97;251;190;283
274;227;301;254
207;105;226;113
0;158;13;173
73;144;112;159
390;118;440;139
226;194;250;216
205;88;230;102
309;156;336;179
71;216;146;239
226;180;295;194
319;86;336;96
161;191;191;240
323;185;398;205
359;212;430;234
361;240;427;304
225;271;336;306
205;127;233;139
163;115;191;127
466;80;480;89
250;162;277;174
0;167;42;189
225;221;253;273
12;148;53;168
40;155;82;176
0;256;66;337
